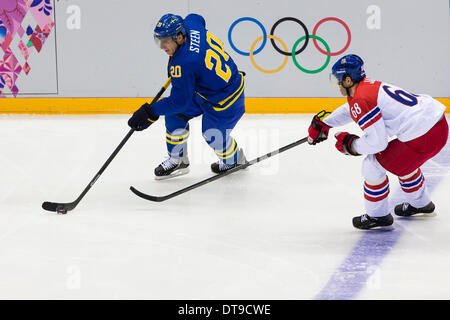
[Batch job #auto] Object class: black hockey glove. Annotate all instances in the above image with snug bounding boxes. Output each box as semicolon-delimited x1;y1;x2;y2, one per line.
128;103;160;131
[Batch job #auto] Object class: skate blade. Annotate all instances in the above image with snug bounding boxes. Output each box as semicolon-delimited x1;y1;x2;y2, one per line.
154;168;190;180
371;225;395;231
397;212;437;218
356;225;395;231
356;224;395;231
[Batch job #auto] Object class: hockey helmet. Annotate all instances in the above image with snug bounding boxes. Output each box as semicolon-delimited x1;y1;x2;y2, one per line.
154;14;186;46
330;54;366;87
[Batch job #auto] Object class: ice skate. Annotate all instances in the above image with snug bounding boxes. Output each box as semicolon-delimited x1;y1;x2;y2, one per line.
352;213;394;230
394;201;435;217
211;148;247;174
154;155;190;180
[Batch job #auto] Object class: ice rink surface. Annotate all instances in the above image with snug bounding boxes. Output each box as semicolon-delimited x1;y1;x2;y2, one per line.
0;114;449;300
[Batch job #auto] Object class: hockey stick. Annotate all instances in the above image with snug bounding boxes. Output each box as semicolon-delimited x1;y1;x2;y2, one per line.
130;136;308;202
42;78;172;214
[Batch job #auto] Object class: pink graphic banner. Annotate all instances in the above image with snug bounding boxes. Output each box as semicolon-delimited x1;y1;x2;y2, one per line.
0;0;55;97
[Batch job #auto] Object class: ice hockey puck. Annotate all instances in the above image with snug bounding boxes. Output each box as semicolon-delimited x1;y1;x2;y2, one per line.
56;207;68;215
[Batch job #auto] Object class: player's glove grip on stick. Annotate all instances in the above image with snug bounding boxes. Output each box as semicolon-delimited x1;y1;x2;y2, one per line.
334;132;361;156
308;110;332;145
128;103;160;131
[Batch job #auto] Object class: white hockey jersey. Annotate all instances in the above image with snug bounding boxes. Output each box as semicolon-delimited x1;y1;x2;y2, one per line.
323;77;446;155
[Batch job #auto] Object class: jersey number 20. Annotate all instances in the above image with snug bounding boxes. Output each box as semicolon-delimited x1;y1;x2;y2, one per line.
205;32;231;83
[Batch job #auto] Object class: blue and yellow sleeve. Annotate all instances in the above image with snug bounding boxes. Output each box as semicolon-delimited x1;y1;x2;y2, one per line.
151;61;196;116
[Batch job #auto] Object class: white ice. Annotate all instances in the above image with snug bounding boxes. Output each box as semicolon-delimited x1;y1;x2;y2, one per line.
0;114;449;299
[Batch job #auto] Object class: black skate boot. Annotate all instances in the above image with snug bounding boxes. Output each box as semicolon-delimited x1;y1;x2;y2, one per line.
352;213;394;230
211;148;247;174
394;201;435;217
154;156;190;180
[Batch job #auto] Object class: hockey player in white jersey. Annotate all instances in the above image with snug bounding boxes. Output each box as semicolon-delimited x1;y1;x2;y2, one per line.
307;54;448;230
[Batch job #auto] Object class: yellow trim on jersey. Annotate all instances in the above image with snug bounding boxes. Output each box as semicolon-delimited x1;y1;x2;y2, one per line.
196;92;208;101
213;84;244;112
217;72;244;106
195;72;245;112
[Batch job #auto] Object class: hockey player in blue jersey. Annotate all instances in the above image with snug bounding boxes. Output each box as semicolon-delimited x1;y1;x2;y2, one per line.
128;13;246;179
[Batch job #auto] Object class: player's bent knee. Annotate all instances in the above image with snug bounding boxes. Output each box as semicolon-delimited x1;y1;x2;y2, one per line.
362;154;387;181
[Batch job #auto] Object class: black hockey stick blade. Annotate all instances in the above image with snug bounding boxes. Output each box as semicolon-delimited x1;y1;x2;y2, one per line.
130;137;308;203
129;161;250;202
42;201;76;214
130;186;166;202
42;78;172;214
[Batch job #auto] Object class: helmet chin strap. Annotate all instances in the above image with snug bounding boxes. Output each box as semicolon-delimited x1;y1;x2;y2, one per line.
174;42;180;53
345;86;352;96
172;34;185;54
341;78;355;96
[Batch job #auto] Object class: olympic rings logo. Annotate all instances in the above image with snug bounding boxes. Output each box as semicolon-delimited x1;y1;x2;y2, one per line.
227;17;351;74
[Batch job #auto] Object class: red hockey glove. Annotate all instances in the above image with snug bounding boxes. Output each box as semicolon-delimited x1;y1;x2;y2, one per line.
307;110;332;145
334;132;361;156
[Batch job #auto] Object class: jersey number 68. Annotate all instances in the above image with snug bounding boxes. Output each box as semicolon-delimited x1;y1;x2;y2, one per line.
351;103;362;118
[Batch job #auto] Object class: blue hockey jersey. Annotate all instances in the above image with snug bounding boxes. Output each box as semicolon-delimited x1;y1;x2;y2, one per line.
151;14;244;116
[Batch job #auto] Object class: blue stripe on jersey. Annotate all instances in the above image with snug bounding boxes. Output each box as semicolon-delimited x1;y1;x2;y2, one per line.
358;106;381;128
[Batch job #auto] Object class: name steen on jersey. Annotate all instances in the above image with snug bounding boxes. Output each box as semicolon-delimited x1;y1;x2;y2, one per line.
190;29;201;53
